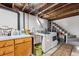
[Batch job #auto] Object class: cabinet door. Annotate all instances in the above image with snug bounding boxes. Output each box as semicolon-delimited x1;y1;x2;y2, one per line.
15;43;27;56
4;46;14;54
25;38;32;56
0;48;5;56
26;45;32;56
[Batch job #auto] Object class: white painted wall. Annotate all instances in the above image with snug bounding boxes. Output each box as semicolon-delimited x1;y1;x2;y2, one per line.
19;11;23;30
0;8;48;32
0;8;17;29
53;15;79;37
25;13;48;32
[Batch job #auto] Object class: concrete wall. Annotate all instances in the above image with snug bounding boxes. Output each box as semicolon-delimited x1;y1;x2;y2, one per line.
0;8;48;32
25;13;48;32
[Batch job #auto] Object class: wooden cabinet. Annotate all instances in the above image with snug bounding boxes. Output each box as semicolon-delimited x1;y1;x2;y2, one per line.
15;37;32;56
25;37;32;56
15;38;25;44
3;52;14;56
0;37;32;56
4;46;14;54
0;40;14;48
0;40;14;56
0;48;5;56
15;43;27;56
26;45;32;56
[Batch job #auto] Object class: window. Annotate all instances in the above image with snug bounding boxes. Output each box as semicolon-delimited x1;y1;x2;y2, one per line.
0;7;19;30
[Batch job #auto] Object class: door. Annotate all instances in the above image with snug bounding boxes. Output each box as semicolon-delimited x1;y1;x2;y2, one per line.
26;45;32;56
15;37;32;56
15;43;27;56
25;37;32;56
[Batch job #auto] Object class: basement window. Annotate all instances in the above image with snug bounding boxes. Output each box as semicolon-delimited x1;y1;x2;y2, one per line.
0;7;19;30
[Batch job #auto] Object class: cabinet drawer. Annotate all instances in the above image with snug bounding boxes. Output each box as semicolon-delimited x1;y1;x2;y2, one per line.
25;41;32;46
24;37;32;42
0;40;14;48
5;40;14;47
3;52;14;56
4;46;14;54
26;45;32;56
15;43;27;56
0;41;5;48
15;38;25;44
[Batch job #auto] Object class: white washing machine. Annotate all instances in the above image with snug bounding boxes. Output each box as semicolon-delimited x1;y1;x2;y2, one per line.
42;32;58;53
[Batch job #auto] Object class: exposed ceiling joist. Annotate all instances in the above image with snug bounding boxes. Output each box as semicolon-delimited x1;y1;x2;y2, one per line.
57;9;79;17
36;3;59;15
12;3;15;9
29;3;47;13
1;3;79;20
40;4;71;18
49;8;79;20
47;4;79;19
46;3;71;15
12;3;21;11
0;3;18;13
22;3;29;11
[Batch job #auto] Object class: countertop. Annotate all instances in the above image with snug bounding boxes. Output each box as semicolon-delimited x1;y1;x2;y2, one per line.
0;35;33;41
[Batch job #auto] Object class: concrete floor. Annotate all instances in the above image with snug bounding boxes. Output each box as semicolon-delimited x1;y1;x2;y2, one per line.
71;46;79;56
43;44;79;56
43;44;61;56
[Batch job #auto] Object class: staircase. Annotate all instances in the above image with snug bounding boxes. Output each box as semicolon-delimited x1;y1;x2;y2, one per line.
52;22;70;34
50;22;76;37
50;22;77;46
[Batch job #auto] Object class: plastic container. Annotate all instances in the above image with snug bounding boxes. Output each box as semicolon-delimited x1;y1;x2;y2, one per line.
34;44;42;56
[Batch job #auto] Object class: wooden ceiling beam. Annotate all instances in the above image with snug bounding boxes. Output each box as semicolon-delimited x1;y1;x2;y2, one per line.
22;3;29;11
12;3;21;11
12;3;15;9
49;8;79;19
57;9;79;17
46;3;71;15
50;12;79;20
46;4;79;19
29;3;47;13
41;4;70;18
0;4;19;13
36;3;59;15
38;3;67;17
